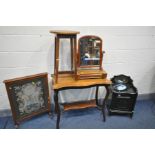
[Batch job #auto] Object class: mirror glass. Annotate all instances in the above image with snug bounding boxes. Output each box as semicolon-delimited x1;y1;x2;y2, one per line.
79;36;101;66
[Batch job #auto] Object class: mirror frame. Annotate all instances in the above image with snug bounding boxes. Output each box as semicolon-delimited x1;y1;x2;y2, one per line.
78;35;103;69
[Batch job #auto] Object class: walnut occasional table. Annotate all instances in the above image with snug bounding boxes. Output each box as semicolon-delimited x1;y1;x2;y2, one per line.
52;73;112;129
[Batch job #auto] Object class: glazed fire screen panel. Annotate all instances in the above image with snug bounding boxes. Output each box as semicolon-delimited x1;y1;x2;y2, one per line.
4;73;50;125
11;78;48;119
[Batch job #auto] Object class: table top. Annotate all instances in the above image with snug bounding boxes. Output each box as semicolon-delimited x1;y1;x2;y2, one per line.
50;30;80;35
52;73;112;90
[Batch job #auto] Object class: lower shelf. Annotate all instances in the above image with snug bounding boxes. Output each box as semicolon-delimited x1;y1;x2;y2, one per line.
63;99;97;111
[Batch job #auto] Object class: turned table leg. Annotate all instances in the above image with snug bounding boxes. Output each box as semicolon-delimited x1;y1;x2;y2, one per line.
54;90;60;129
102;85;110;122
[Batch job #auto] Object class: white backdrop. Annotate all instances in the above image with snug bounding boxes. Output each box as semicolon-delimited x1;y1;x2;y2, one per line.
0;26;155;111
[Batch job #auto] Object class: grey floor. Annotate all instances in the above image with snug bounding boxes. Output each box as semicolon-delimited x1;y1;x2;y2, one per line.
0;99;155;129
